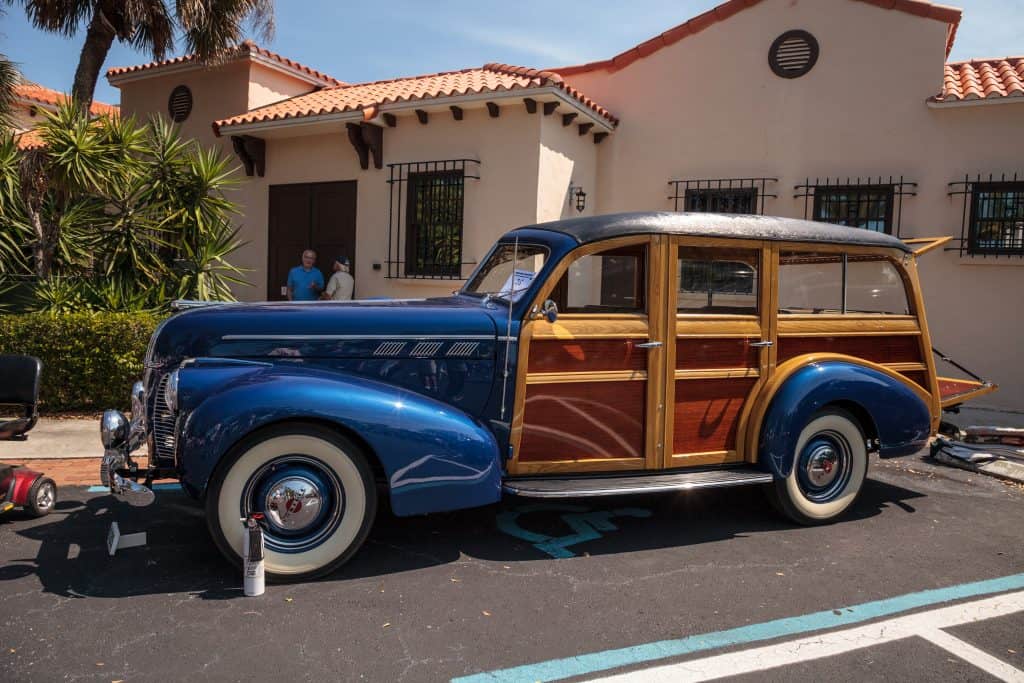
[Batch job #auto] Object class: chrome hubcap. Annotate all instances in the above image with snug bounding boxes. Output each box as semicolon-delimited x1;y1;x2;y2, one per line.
35;483;54;510
264;476;323;531
804;445;840;489
241;455;345;554
797;431;852;503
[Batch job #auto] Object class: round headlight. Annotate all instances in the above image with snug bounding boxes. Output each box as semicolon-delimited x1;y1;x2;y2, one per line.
101;409;129;449
164;369;179;413
130;381;145;422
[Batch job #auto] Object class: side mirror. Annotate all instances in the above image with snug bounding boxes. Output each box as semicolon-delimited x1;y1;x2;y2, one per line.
541;299;558;323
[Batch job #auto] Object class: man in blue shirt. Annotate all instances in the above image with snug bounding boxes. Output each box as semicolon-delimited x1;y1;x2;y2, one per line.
286;249;325;301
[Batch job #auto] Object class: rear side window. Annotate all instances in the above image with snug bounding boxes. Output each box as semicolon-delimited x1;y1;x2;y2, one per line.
779;252;843;313
846;255;909;315
779;251;909;315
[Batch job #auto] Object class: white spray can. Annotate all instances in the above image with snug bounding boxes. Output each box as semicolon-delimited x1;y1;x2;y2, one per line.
243;513;265;597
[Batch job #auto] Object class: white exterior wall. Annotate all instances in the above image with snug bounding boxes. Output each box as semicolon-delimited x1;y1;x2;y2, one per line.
564;0;1024;409
109;0;1023;408
229;104;548;300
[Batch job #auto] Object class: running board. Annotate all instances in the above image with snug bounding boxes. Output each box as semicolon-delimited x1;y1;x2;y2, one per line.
503;467;773;499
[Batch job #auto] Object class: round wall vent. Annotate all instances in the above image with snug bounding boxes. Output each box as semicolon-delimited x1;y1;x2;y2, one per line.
769;30;819;79
168;85;193;122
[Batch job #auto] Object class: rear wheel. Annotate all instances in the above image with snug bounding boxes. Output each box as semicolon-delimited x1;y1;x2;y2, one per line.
205;423;376;582
26;477;56;517
770;409;868;525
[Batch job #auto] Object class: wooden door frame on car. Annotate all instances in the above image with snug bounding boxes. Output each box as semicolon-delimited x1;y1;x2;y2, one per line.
508;234;668;475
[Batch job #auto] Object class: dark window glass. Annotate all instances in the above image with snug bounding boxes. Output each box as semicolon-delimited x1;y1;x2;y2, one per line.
678;246;759;314
968;182;1024;255
813;185;894;233
779;252;842;314
684;187;757;214
552;244;647;314
404;170;464;277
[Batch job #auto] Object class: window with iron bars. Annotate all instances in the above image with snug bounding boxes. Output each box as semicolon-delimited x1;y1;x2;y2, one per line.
794;176;917;236
386;159;480;279
947;174;1024;257
668;178;777;214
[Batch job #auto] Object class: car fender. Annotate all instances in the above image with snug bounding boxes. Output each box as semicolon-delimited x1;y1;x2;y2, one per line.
176;360;502;516
754;355;932;478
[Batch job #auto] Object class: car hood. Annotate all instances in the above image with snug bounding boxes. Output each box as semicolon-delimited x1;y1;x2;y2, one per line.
148;297;501;367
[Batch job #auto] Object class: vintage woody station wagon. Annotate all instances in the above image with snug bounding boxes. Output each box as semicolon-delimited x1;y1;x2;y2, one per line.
99;212;995;580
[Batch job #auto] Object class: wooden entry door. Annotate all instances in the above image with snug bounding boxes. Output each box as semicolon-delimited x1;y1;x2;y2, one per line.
267;181;357;300
510;236;668;475
666;240;771;467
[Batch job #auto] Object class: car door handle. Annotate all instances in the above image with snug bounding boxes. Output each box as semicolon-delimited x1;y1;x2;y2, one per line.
748;340;774;348
635;341;663;349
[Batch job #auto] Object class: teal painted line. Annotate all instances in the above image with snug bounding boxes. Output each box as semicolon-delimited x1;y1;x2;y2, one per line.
454;572;1024;683
86;483;181;492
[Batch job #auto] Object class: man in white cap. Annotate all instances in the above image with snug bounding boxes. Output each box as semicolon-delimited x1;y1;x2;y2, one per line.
323;255;354;301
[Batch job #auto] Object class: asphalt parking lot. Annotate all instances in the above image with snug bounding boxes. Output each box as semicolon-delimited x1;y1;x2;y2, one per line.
2;454;1022;682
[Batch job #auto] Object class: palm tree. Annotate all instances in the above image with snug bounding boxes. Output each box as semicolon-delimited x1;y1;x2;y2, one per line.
14;0;274;108
0;55;19;131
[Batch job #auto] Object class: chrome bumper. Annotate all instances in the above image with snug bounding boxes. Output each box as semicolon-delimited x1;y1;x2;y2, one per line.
99;381;156;506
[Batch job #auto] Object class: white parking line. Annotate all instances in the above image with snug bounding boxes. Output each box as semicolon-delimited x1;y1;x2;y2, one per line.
586;589;1024;683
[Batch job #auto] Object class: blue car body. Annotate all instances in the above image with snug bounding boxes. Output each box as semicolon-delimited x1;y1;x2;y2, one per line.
141;219;933;517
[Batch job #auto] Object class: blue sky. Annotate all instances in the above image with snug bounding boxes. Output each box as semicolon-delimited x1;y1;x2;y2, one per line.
2;0;1021;105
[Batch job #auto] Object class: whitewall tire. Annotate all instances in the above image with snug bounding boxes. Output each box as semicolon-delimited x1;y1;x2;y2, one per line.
770;409;868;525
206;423;376;582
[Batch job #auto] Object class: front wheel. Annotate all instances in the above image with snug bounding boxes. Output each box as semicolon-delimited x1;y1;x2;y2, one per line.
769;409;868;525
206;423;377;582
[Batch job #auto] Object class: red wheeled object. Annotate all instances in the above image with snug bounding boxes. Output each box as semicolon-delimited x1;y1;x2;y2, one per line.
0;354;56;517
0;463;56;517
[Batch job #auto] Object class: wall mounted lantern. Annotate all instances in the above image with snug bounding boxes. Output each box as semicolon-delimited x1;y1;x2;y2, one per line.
569;184;587;213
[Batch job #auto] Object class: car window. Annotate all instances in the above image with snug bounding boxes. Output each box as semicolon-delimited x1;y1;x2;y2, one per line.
778;252;843;314
551;244;647;314
779;251;910;315
463;243;548;302
678;246;759;315
846;255;910;315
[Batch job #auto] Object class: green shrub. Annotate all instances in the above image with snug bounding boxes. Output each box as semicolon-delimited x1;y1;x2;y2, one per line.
0;312;163;412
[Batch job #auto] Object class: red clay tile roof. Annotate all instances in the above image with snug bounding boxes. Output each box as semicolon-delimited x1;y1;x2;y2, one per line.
14;128;45;150
106;41;342;86
213;63;617;134
553;0;962;76
14;83;119;117
933;57;1024;103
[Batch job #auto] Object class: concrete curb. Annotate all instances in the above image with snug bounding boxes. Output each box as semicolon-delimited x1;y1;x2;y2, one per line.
932;450;1024;485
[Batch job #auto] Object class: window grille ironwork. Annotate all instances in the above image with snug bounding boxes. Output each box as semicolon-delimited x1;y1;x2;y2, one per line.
667;177;777;214
794;176;917;236
947;173;1024;258
386;159;480;279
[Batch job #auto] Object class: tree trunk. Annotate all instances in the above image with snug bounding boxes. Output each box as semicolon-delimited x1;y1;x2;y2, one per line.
28;209;51;278
71;7;117;110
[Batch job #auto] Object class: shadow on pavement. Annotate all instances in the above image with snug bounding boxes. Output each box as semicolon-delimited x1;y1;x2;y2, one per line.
0;475;924;599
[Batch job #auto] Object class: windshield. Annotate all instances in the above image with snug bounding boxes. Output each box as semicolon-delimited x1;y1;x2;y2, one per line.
462;242;548;303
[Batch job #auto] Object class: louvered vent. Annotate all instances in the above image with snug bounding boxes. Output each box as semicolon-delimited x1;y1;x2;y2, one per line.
168;85;193;122
151;373;177;462
769;30;819;79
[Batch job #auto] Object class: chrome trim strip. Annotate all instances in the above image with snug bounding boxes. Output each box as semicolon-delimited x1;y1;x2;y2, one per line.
502;473;773;498
221;334;497;341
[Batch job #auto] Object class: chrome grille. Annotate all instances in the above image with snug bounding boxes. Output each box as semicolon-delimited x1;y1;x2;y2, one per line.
151;373;177;462
446;341;480;357
374;341;406;357
409;341;443;357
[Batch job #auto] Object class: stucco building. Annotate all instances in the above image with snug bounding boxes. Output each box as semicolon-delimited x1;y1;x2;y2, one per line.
107;0;1023;409
11;82;118;149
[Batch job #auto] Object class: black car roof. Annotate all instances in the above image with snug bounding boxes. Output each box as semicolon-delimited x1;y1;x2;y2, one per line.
513;212;912;253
